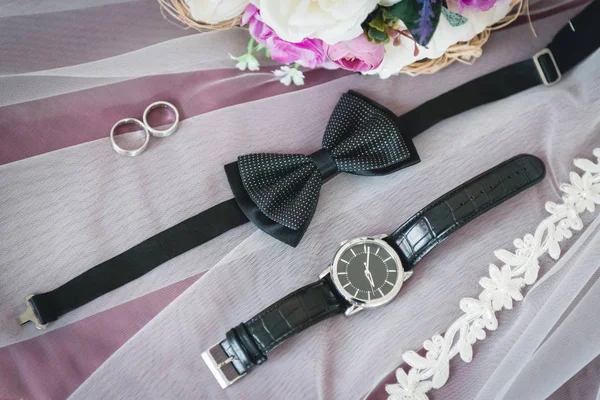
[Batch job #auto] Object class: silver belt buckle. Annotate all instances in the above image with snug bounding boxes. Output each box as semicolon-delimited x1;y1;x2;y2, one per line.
533;48;562;86
17;294;48;330
201;342;246;389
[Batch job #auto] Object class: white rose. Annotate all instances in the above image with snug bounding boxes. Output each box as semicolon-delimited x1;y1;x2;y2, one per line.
378;0;402;5
367;2;511;78
250;0;380;44
185;0;249;24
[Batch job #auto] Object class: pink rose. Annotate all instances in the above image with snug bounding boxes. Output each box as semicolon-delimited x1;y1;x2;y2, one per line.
242;5;327;68
456;0;498;11
324;34;385;73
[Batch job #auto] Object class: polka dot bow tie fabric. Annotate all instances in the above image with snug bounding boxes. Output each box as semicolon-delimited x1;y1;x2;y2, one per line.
236;91;420;232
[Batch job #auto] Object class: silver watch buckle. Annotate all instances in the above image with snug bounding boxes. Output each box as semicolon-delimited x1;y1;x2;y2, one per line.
17;294;48;330
533;48;562;86
201;342;246;389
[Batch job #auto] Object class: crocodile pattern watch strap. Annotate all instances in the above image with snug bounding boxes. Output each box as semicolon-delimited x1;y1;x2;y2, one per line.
204;154;545;385
219;277;347;375
386;154;546;270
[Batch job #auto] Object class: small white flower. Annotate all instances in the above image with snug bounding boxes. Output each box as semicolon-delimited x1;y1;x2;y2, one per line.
386;369;432;400
554;219;573;241
513;234;534;259
560;172;600;212
467;318;487;344
545;201;583;232
273;66;305;86
460;297;498;330
423;335;443;360
479;264;524;310
229;53;260;72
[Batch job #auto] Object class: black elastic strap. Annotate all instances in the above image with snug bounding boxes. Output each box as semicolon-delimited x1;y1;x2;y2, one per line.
399;0;597;138
398;60;541;138
29;199;248;324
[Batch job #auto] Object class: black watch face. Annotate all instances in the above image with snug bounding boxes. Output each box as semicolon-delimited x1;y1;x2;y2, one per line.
331;238;403;307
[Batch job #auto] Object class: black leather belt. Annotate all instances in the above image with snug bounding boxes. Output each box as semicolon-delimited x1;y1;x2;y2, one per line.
17;0;599;329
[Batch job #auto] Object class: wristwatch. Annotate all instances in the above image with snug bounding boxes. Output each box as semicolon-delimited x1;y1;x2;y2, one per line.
202;154;545;388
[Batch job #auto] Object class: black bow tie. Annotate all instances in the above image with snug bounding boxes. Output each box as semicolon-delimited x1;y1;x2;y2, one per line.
225;91;420;247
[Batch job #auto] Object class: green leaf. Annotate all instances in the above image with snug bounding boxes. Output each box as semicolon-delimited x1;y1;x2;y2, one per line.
390;0;442;46
381;7;394;23
368;17;387;32
368;26;388;42
389;0;420;28
442;6;468;27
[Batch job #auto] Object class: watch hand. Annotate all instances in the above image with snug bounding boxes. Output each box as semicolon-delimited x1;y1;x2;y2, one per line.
366;271;375;288
365;248;376;288
363;263;375;288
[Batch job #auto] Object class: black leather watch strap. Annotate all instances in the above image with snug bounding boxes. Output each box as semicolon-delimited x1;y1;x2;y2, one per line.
203;155;546;387
386;154;545;270
218;277;347;376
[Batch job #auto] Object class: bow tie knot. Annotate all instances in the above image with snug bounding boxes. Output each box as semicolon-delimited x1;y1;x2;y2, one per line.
225;91;420;246
309;148;337;180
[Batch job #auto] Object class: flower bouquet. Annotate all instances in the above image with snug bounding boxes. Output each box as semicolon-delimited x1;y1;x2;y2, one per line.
159;0;523;85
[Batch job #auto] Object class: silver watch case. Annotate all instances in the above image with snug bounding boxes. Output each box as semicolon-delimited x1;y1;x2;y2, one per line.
320;235;411;316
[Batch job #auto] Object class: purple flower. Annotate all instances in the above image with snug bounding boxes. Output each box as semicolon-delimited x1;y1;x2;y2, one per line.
456;0;498;12
414;0;436;45
324;34;385;72
241;5;328;68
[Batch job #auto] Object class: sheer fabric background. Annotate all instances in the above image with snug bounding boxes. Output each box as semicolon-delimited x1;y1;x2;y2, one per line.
0;1;598;399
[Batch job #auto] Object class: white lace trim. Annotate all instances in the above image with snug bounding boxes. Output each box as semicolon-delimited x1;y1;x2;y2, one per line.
386;148;600;400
